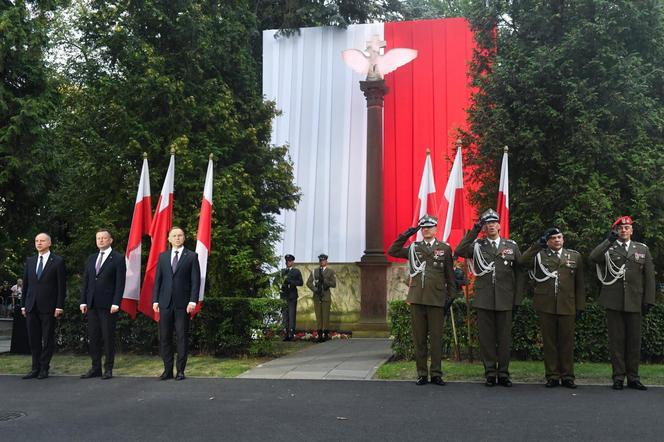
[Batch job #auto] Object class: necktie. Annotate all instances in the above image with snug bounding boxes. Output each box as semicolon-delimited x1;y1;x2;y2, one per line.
96;252;104;274
622;242;628;252
37;256;44;279
172;250;179;273
491;241;498;253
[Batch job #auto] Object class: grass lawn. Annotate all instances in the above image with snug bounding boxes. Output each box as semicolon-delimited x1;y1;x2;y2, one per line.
374;359;664;385
0;340;313;378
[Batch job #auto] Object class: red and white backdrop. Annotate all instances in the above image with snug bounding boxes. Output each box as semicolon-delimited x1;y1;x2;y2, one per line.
263;18;477;263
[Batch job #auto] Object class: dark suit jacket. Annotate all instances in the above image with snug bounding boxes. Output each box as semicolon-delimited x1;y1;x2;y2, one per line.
22;253;67;313
280;267;303;301
152;248;200;309
80;249;127;309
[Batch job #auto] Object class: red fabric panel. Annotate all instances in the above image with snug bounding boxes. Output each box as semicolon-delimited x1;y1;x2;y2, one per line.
384;18;477;260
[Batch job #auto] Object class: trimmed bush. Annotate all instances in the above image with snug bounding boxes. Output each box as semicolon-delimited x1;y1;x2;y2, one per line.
389;299;664;363
55;295;283;356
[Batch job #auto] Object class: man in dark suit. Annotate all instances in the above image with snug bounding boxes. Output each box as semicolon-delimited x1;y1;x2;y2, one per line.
152;227;200;380
79;229;126;380
280;254;303;341
21;232;67;379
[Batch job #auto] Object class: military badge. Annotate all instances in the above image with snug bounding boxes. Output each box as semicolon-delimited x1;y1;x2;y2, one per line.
434;250;445;258
634;252;645;260
501;249;514;256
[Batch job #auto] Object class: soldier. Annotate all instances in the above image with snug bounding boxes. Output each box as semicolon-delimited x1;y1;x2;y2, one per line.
388;215;457;386
306;254;336;342
519;228;585;389
280;254;303;341
589;216;655;391
455;209;523;387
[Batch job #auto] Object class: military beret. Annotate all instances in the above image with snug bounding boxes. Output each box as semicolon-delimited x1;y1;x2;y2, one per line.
284;254;295;262
612;215;633;228
543;227;562;240
318;253;328;260
418;215;438;228
480;208;500;223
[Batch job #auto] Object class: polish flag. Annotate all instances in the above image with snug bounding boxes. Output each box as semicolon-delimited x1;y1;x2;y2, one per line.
139;154;174;321
496;146;510;239
412;149;437;241
193;156;213;317
440;146;466;249
121;157;152;319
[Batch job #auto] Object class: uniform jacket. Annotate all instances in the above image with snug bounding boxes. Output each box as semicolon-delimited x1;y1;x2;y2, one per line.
388;234;456;307
589;239;656;312
280;267;303;301
306;266;336;302
80;249;126;309
152;248;201;309
455;228;524;311
22;253;67;313
520;245;585;315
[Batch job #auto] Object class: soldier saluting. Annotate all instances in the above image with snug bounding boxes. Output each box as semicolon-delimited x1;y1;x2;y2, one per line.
589;216;655;391
388;215;457;386
455;209;523;387
520;227;585;389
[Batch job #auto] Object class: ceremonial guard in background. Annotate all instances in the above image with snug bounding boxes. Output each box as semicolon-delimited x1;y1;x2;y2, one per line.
280;254;303;341
306;254;336;342
589;216;655;391
455;209;523;387
520;228;585;389
388;215;457;386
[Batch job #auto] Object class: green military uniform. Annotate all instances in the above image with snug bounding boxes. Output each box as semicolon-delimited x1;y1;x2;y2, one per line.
520;244;585;383
388;228;456;380
306;265;336;338
589;237;655;384
455;226;523;382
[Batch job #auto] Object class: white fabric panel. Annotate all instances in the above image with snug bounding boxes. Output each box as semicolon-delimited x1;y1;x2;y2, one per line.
264;23;383;263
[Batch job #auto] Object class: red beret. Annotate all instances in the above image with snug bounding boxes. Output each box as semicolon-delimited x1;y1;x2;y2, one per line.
612;216;633;228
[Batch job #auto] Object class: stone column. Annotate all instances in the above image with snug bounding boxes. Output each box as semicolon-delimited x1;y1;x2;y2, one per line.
357;79;390;331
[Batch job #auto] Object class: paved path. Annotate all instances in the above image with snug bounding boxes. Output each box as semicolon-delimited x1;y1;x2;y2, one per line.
1;375;662;441
239;338;392;380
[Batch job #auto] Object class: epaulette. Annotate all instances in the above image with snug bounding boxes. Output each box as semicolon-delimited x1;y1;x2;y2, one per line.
633;241;648;249
505;239;517;244
565;248;580;254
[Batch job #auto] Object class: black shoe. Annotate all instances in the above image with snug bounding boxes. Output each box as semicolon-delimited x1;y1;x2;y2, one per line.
561;379;577;389
22;370;39;380
431;376;446;386
101;370;113;380
612;380;624;390
81;368;102;379
498;377;513;387
160;370;173;380
323;330;330;341
485;377;496;387
316;330;324;343
415;376;428;385
627;380;647;391
175;372;186;381
37;370;49;379
545;379;559;388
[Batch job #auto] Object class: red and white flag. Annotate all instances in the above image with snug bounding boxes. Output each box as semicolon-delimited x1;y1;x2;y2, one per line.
193;156;213;316
139;154;174;321
497;147;510;239
412;149;437;241
440;147;466;249
121;157;152;319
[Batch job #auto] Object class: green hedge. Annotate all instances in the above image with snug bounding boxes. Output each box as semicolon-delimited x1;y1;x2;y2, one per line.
389;299;664;363
55;295;284;356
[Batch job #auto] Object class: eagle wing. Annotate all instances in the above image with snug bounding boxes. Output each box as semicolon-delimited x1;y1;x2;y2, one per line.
376;48;418;77
341;49;371;74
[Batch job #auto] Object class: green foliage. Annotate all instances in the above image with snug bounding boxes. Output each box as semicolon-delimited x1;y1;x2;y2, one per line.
389;299;664;362
55;295;284;356
464;1;664;280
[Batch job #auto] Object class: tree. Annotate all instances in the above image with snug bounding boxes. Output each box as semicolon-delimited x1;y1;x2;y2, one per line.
0;0;64;281
465;0;664;279
47;0;299;296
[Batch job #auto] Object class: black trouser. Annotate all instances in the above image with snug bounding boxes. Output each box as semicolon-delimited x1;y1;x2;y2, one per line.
606;309;642;383
477;308;513;379
26;306;56;372
159;307;190;374
87;307;117;372
281;297;297;334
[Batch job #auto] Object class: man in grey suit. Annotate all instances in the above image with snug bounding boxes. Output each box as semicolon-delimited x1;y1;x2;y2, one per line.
152;227;200;380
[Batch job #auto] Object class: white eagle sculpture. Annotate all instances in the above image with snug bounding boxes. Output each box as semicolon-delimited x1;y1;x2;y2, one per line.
342;35;418;81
